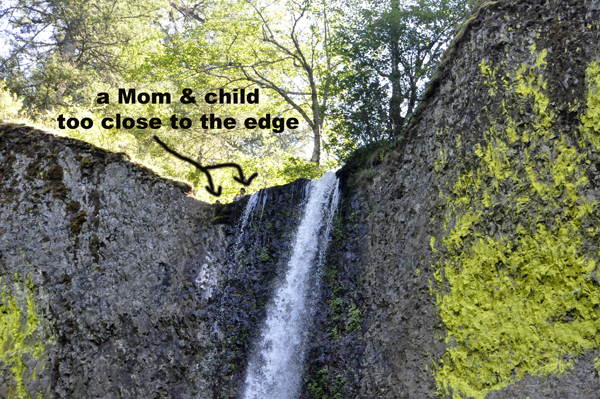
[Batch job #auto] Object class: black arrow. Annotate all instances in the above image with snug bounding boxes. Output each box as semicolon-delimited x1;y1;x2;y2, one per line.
205;184;222;197
204;163;258;186
153;135;257;197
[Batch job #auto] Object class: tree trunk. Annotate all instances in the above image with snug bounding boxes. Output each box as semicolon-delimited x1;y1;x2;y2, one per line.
310;122;321;165
389;71;404;136
389;0;404;136
308;64;322;165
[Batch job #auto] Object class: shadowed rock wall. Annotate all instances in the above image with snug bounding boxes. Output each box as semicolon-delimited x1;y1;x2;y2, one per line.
206;180;312;399
0;124;316;399
0;125;227;398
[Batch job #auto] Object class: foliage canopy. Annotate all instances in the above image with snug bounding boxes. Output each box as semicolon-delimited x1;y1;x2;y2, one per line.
0;0;473;200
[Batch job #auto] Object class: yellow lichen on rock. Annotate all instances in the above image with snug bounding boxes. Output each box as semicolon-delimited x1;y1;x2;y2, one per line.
431;53;600;398
581;61;600;146
0;276;47;398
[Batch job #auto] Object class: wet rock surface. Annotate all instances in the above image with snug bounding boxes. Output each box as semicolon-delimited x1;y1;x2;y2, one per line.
205;180;311;398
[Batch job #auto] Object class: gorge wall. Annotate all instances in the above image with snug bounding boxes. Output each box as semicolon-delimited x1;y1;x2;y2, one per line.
2;0;600;398
0;125;228;398
0;124;315;398
307;0;600;398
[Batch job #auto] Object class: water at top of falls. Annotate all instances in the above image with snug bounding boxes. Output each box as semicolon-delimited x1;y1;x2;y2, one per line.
242;171;340;399
259;190;268;219
236;192;261;250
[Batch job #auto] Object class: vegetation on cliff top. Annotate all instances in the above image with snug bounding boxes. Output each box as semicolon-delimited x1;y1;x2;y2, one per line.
0;0;473;201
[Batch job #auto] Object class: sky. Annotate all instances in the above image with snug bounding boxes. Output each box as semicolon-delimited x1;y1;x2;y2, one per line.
0;17;10;57
0;0;15;57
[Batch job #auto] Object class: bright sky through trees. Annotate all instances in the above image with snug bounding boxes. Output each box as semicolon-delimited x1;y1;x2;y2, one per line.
0;0;473;200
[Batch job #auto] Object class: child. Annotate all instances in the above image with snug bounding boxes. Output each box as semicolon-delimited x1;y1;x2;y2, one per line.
234;187;246;201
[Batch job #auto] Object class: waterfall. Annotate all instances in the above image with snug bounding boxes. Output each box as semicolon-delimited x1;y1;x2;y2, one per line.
242;172;340;399
195;192;261;302
236;191;261;251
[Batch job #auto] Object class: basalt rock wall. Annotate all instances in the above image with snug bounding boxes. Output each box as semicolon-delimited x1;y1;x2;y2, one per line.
207;179;312;399
0;125;228;398
305;1;600;398
0;124;314;399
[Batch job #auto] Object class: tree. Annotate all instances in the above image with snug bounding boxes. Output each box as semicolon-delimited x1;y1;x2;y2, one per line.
0;0;169;111
327;0;472;158
150;0;341;164
0;0;334;200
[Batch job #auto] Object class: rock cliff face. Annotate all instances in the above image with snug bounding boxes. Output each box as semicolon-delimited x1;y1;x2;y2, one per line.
305;1;600;398
205;180;312;399
0;124;314;399
0;125;228;398
2;1;600;399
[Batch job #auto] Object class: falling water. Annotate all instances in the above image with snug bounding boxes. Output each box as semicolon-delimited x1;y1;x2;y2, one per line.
259;190;268;219
242;172;340;399
195;191;261;301
236;192;261;251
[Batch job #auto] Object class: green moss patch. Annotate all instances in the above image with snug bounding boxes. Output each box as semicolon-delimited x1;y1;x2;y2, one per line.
70;210;87;235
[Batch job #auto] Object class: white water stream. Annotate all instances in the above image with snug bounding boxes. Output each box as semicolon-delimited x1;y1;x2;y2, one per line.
242;172;340;399
236;191;261;251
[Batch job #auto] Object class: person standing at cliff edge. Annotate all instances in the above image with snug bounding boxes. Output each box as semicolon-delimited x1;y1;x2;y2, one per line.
235;188;246;201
